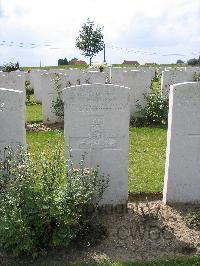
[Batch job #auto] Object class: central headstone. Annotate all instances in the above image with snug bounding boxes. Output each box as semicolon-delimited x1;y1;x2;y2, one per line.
63;83;130;206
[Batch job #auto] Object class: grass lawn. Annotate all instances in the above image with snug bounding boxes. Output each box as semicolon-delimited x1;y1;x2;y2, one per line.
76;256;200;265
26;95;43;123
26;103;42;123
27;130;64;155
128;127;166;193
26;127;167;194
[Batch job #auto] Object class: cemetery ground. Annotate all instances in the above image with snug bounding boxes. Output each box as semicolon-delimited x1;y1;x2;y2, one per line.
11;95;199;265
26;106;166;195
26;78;165;195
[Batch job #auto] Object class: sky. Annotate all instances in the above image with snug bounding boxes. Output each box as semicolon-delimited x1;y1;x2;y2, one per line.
0;0;199;67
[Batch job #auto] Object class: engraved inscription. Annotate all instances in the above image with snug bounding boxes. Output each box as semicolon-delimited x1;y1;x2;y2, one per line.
65;89;129;112
69;116;124;149
79;116;121;149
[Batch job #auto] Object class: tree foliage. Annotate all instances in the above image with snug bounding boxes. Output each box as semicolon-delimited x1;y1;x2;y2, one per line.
187;58;199;66
58;58;68;66
2;62;19;72
76;18;104;65
176;59;184;64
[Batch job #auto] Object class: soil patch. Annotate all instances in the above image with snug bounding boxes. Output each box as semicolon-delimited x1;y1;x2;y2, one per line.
26;122;64;132
1;201;200;265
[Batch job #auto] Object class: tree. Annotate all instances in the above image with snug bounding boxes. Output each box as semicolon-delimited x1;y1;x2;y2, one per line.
58;58;68;66
63;58;68;65
176;59;184;64
76;18;104;65
58;59;63;66
187;58;199;66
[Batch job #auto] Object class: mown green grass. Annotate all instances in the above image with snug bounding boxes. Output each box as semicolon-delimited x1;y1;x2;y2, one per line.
27;131;64;156
26;103;43;123
23;64;88;71
26;95;43;123
26;127;167;194
75;255;200;265
128;127;166;193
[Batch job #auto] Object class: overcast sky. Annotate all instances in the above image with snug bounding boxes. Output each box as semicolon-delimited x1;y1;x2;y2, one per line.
0;0;199;67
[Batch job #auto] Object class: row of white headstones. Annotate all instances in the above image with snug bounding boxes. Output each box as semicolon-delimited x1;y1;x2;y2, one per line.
0;67;155;124
0;67;200;206
1;66;199;124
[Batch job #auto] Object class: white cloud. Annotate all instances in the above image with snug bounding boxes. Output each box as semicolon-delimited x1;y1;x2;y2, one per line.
0;0;199;65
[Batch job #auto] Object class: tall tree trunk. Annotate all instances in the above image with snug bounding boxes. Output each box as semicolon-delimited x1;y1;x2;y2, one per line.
90;57;92;66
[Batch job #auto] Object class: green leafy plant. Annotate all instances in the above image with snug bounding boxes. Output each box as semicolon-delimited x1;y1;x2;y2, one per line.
135;77;169;126
2;62;19;72
0;145;109;257
193;72;200;81
51;74;64;119
25;81;34;104
137;93;168;126
131;76;168;126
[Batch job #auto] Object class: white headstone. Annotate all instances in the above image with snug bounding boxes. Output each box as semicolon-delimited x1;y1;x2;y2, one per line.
161;69;194;96
41;72;63;124
63;83;130;206
0;72;25;92
81;70;106;84
0;88;26;153
41;70;109;124
112;69;152;115
163;82;200;203
31;70;47;103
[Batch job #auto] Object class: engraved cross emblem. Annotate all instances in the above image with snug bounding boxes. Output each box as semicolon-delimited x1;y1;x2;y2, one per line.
79;116;119;150
78;116;120;167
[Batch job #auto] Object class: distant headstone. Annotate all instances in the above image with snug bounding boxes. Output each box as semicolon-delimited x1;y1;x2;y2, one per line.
0;88;26;153
112;69;152;115
30;70;47;103
163;82;200;203
0;72;25;92
63;83;130;206
161;69;194;96
80;70;106;84
41;72;64;124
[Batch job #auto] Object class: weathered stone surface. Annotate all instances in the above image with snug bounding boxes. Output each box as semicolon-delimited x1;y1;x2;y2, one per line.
111;69;152;115
41;72;64;124
30;70;47;103
161;69;198;96
0;88;26;153
163;82;200;203
0;72;25;92
63;83;130;206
